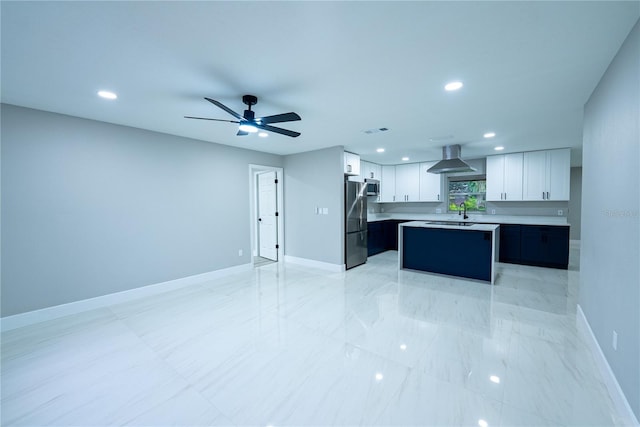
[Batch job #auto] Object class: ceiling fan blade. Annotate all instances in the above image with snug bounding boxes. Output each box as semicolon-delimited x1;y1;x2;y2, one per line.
204;97;243;121
236;129;249;136
258;123;301;138
257;112;301;125
184;116;239;123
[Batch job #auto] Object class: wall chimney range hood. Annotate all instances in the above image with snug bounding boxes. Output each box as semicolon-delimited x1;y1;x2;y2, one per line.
427;144;477;174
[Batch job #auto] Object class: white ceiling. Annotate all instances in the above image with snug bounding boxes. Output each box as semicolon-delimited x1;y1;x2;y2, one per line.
2;2;638;166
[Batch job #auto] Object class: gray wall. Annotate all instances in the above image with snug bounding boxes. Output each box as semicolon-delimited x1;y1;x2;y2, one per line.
283;146;344;266
581;20;639;419
1;104;283;316
568;167;582;240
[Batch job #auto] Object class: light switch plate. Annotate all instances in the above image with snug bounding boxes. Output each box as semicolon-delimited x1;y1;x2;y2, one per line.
557;210;563;216
322;208;328;215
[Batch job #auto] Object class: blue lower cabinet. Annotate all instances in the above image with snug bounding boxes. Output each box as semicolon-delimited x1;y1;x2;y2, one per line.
402;227;492;282
520;225;569;269
367;220;410;256
499;224;522;264
367;222;386;256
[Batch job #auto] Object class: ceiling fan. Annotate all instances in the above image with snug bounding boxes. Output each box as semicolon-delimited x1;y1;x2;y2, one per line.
185;95;301;138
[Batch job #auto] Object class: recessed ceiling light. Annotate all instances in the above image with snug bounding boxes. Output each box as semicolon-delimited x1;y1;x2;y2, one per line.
494;146;505;151
483;132;496;138
258;132;268;138
375;372;384;381
444;81;463;91
376;148;385;153
478;420;488;427
489;375;501;384
97;90;117;100
402;157;410;161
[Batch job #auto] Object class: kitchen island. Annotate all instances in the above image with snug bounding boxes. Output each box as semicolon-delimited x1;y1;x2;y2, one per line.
370;214;570;269
399;221;500;284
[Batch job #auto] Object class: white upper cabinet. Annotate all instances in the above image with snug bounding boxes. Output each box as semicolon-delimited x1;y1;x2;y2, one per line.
522;148;570;201
486;153;523;201
419;161;442;202
370;162;382;180
354;160;370;182
361;161;381;180
344;152;360;176
395;163;420;202
380;165;396;202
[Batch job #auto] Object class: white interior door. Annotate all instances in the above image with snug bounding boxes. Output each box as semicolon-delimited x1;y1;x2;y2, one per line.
257;171;278;261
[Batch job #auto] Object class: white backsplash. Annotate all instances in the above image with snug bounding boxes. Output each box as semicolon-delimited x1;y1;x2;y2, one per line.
370;200;569;217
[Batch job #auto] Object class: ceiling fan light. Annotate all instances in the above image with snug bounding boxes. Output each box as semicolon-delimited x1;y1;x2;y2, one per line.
238;123;258;133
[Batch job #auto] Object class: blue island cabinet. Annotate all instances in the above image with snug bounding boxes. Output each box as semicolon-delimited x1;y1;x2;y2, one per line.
402;226;494;282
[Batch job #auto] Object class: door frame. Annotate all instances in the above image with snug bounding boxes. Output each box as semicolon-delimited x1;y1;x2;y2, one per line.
249;164;284;263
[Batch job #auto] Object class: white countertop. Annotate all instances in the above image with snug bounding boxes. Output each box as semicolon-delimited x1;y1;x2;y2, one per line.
368;213;569;226
400;220;500;232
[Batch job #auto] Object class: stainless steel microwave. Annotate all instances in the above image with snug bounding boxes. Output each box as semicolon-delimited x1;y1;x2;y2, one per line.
365;179;380;196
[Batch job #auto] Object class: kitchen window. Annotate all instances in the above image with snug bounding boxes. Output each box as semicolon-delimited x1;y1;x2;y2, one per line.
448;178;487;212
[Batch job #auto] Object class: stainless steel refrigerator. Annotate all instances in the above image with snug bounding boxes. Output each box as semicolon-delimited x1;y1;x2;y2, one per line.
345;180;368;269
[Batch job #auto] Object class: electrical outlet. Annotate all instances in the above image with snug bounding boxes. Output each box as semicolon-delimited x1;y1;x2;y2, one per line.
557;210;563;216
238;249;243;257
436;208;442;214
491;209;496;215
613;331;618;350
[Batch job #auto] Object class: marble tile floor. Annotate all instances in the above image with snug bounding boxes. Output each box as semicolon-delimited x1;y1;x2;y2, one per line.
1;246;626;426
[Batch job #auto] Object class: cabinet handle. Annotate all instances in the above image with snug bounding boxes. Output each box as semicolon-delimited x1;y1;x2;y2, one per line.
437;194;440;201
505;193;507;200
542;191;545;200
547;191;550;200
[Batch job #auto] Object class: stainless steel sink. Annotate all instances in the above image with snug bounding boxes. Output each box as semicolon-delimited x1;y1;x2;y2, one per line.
425;221;476;226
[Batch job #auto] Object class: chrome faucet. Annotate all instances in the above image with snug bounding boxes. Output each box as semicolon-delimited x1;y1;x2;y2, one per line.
459;202;469;220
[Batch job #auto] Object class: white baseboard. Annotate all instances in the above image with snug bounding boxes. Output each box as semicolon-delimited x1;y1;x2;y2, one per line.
1;263;253;332
284;255;345;272
576;304;639;425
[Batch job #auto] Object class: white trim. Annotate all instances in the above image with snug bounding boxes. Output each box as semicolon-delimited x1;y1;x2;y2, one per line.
249;164;284;264
284;255;345;272
576;304;639;426
0;263;252;332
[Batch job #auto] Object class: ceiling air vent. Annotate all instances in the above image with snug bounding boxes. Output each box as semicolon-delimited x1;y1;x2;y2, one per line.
363;127;390;134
